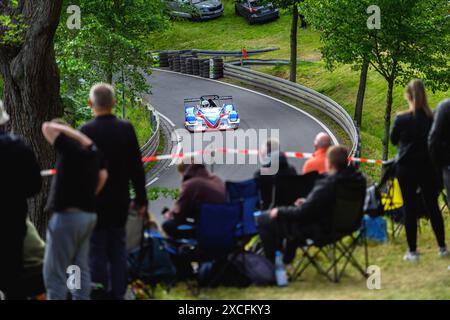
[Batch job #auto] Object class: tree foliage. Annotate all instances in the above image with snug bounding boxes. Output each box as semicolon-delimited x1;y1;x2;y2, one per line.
302;0;450;159
56;0;168;125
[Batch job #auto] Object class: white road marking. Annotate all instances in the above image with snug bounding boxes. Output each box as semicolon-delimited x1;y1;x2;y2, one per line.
146;177;159;187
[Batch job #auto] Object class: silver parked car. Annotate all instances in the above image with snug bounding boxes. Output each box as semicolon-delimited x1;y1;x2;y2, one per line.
165;0;224;21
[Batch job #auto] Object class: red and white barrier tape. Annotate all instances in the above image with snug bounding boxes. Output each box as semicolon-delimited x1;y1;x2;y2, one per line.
40;148;385;177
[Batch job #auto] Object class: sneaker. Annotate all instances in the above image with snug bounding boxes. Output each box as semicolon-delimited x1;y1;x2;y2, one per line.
403;251;419;262
438;247;449;257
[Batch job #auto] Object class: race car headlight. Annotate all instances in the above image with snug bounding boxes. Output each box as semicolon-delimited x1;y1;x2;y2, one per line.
186;115;196;123
229;112;239;122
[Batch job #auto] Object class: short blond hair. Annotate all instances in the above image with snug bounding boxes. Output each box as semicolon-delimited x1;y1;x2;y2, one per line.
89;83;115;109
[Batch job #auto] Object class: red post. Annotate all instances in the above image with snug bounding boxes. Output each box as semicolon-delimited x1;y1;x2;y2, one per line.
242;47;248;59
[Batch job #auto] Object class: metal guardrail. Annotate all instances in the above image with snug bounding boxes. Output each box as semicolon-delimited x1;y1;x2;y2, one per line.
158;48;280;58
191;48;279;57
224;64;359;156
227;59;289;66
140;104;160;158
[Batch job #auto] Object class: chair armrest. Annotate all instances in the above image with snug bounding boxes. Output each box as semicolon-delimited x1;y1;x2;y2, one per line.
177;224;195;231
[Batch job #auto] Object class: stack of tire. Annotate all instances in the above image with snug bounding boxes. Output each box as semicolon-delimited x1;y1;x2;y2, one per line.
200;59;211;78
191;58;201;76
159;51;170;67
180;54;195;74
210;58;224;79
169;53;181;72
180;55;188;73
168;53;174;69
185;57;194;75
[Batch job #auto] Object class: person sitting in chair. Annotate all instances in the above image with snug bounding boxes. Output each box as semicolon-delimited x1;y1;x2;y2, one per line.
162;161;226;239
257;145;366;263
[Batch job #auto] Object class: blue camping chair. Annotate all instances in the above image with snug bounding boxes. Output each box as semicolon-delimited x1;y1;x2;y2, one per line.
226;179;260;238
196;203;241;258
150;202;242;290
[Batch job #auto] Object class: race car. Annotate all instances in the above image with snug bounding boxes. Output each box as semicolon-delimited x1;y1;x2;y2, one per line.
184;95;240;132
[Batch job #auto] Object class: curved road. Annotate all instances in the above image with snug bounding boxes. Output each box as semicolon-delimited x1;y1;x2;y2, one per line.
146;69;336;218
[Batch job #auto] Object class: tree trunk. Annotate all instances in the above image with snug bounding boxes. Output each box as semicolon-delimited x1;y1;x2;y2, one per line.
354;60;369;129
0;1;64;236
290;5;299;83
382;79;394;161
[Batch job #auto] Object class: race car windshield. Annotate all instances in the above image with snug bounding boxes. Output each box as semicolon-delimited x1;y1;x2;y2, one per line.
191;0;206;4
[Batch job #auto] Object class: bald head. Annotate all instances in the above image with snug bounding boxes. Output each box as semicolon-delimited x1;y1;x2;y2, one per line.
314;132;332;151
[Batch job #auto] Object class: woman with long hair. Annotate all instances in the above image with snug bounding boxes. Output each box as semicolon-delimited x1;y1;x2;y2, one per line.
390;79;447;262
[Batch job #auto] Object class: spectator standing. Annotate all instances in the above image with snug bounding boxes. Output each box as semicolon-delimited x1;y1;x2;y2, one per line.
42;120;107;300
80;83;148;300
0;100;42;299
428;98;450;206
390;79;447;262
303;132;332;174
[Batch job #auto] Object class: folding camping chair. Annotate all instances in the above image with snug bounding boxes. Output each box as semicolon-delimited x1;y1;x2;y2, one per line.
152;202;242;291
254;173;321;254
226;179;260;238
272;172;320;207
378;160;430;239
380;177;405;239
256;174;276;211
226;179;260;253
291;178;369;283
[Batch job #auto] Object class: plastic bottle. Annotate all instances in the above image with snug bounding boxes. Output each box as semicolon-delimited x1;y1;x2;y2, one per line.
275;250;288;287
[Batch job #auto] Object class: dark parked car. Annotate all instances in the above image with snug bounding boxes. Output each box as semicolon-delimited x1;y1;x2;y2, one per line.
165;0;224;21
235;0;279;24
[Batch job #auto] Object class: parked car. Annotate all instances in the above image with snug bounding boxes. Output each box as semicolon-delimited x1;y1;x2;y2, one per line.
165;0;224;21
235;0;279;24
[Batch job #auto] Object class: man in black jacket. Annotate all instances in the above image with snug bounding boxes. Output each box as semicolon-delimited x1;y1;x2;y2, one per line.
429;98;450;205
257;145;366;263
0;100;42;299
80;83;148;300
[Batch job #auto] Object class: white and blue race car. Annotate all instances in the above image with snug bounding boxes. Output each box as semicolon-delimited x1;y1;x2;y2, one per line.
184;95;240;132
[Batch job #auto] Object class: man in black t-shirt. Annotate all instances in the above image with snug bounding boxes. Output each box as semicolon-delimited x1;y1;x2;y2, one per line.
42;121;108;300
80;83;148;300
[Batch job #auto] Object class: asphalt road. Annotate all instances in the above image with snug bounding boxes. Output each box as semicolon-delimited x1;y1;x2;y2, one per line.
145;69;336;220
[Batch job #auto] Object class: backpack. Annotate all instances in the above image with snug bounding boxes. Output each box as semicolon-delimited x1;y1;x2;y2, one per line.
198;252;275;288
127;235;176;285
231;252;275;286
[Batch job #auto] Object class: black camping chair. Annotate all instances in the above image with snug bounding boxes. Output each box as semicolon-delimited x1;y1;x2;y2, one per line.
272;172;321;207
256;174;276;211
254;172;321;255
291;178;369;283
